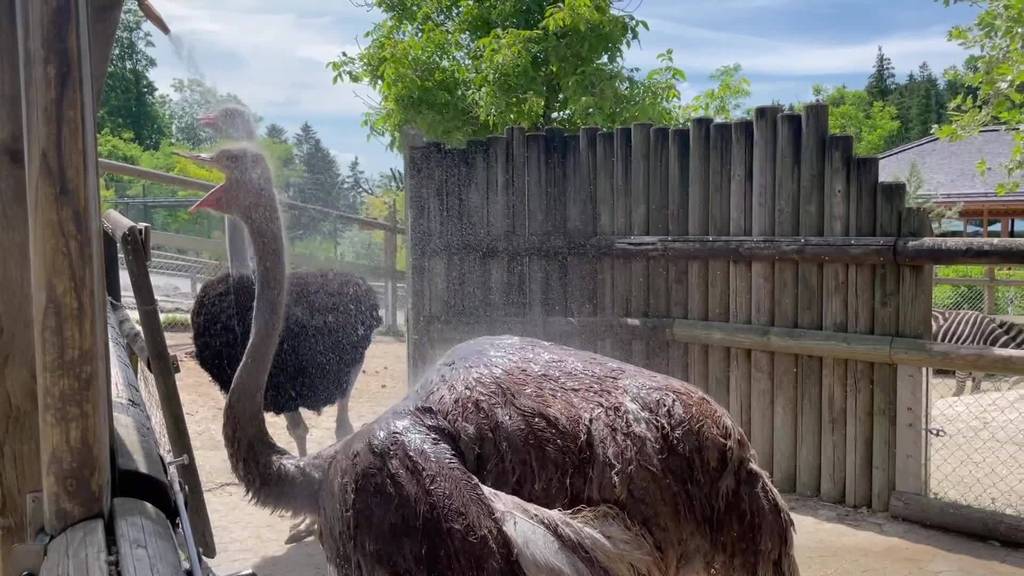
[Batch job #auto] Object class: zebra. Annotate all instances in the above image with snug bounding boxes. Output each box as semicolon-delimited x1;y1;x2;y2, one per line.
931;309;1024;395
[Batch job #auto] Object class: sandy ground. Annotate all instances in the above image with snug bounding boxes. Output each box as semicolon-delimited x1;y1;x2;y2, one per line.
167;335;1024;576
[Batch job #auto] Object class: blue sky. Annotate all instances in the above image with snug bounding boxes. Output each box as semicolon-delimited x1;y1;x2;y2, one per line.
148;0;978;176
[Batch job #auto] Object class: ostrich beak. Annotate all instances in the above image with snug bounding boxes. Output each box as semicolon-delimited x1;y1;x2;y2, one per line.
188;184;228;214
198;113;218;128
174;150;218;168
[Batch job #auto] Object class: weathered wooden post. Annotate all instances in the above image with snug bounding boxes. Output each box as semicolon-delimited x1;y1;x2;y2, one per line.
384;200;400;334
18;0;111;536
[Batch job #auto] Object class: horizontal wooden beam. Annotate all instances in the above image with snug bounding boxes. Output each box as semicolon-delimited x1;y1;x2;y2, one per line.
889;491;1024;546
933;276;1024;287
422;316;1024;375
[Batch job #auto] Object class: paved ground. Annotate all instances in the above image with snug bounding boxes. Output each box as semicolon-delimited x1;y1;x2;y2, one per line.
167;335;1024;576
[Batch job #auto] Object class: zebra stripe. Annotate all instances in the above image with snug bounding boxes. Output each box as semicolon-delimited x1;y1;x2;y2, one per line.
931;310;1024;395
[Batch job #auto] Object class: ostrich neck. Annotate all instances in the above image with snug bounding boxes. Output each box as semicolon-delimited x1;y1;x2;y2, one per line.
225;202;287;425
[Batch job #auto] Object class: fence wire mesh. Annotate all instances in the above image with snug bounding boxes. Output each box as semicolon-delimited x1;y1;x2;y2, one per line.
118;248;227;332
929;264;1024;518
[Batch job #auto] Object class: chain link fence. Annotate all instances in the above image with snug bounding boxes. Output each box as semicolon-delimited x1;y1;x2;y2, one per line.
928;264;1024;518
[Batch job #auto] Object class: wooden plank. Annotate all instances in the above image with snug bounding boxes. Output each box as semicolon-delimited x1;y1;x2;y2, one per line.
89;0;126;104
707;122;732;408
576;127;600;354
0;0;41;567
796;102;828;497
596;131;616;358
752;106;781;474
527;132;548;339
895;206;932;496
873;181;905;511
613;127;632;361
508;127;529;322
820;135;853;503
773;112;801;492
112;498;182;576
465;140;489;322
117;219;216;556
687;119;712;391
631;123;652;368
19;0;111;534
545;128;568;329
403;143;435;385
563;135;584;351
38;518;107;576
487;136;510;319
729;120;754;433
107;306;172;513
890;491;1024;546
647;127;670;374
444;147;470;323
846;156;878;508
667;128;690;382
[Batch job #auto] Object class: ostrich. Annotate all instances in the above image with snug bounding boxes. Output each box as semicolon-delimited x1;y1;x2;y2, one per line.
184;144;799;575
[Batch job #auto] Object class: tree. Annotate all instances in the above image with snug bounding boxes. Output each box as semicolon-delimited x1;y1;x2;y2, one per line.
329;0;686;147
97;3;169;150
679;64;752;121
340;157;370;213
166;78;251;148
289;122;344;241
813;84;902;155
937;0;1024;194
866;46;897;101
264;123;289;143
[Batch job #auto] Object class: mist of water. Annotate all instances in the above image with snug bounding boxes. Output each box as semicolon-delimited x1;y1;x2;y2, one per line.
169;32;206;81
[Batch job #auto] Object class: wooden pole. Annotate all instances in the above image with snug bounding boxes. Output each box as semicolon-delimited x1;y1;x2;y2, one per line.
596;131;616;358
614;126;633;361
773;112;801;492
895;206;932;496
729;120;754;433
648;127;670;374
667;128;690;382
508;127;529;323
846;156;878;508
688;118;712;391
577;127;600;354
631;124;652;368
527;132;548;338
545;128;568;330
384;201;400;333
18;0;111;534
486;135;510;321
89;0;126;104
873;181;905;511
562;135;582;350
0;0;41;565
821;135;853;503
752;106;781;474
708;122;732;408
797;102;828;497
404;143;433;385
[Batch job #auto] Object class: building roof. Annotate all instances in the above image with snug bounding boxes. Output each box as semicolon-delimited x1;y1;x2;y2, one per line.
878;127;1022;205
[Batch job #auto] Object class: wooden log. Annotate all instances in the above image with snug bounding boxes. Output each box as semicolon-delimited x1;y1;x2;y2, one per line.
608;236;896;262
613;126;633;361
687;119;713;390
796;102;828;497
113;213;216;556
846;156;878;508
89;0;126;104
889;491;1024;546
487;135;510;319
773;112;801;492
107;306;172;515
444;147;470;323
667;128;690;381
509;127;529;321
729;120;754;433
630;124;652;367
19;0;111;534
0;0;41;566
895;206;932;496
752;106;781;475
821;135;853;503
38;518;107;576
527;132;548;338
596;131;616;358
575;128;600;352
707;123;732;408
404;143;434;385
873;181;905;511
894;237;1024;265
112;498;182;576
563;135;584;351
648;127;671;374
465;140;489;322
545;128;568;326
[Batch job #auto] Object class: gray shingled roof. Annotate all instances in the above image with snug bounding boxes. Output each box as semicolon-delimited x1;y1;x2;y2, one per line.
878;127;1021;204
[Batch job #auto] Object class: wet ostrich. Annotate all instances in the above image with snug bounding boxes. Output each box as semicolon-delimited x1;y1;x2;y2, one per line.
185;145;799;575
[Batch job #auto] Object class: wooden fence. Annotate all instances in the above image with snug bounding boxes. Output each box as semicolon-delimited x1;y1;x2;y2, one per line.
405;104;1024;517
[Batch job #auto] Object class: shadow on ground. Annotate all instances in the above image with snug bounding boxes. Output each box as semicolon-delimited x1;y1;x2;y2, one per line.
250;541;328;576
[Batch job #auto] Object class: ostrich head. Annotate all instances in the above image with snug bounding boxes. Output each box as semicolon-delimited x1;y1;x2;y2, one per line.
198;104;257;142
179;146;275;221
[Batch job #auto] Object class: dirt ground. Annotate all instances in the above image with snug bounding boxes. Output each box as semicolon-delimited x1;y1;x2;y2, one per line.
169;335;1024;576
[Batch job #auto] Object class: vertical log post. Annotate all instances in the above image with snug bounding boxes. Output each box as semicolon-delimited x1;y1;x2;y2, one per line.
872;181;905;510
707;123;733;408
648;127;671;375
687;118;712;391
404;143;435;386
630;124;652;368
1;0;41;565
613;127;633;361
527;133;548;339
545;129;568;336
18;0;111;534
773;112;802;492
575;128;600;353
596;131;616;358
509;127;529;326
797;102;828;496
729;120;754;432
847;157;878;508
896;205;932;496
821;135;853;503
486;135;510;327
752;106;781;472
667;128;690;381
384;202;400;334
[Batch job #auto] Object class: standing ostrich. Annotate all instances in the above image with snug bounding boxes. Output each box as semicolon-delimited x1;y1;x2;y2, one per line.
184;145;799;575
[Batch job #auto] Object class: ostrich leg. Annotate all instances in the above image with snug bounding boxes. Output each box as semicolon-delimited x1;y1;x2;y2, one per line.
283;411;309;457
